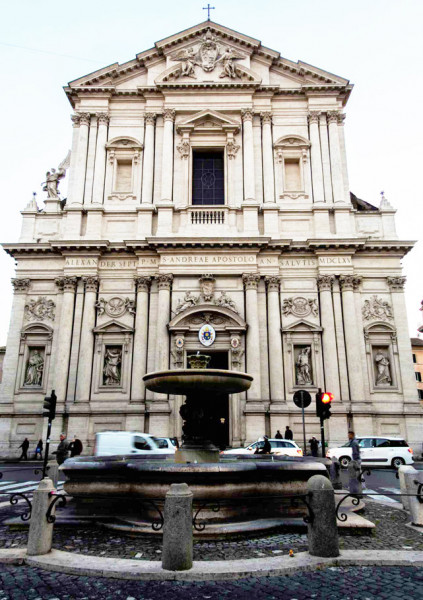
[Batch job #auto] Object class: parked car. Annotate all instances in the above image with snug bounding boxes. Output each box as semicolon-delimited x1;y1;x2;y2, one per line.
327;436;414;469
94;432;176;456
221;438;303;457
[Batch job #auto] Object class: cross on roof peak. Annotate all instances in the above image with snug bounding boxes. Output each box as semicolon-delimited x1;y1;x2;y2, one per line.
203;3;215;21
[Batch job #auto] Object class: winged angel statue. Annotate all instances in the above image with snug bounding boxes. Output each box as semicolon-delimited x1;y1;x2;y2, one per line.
42;150;71;198
170;31;244;79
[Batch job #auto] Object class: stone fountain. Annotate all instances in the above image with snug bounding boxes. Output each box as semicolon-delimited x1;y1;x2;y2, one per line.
61;355;327;536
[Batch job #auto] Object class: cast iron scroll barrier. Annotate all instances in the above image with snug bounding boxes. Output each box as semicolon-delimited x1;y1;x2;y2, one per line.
0;491;32;522
191;493;315;531
45;493;164;531
0;466;51;480
357;467;371;483
335;487;423;523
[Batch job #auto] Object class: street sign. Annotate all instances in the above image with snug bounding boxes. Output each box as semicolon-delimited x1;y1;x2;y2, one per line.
293;390;312;409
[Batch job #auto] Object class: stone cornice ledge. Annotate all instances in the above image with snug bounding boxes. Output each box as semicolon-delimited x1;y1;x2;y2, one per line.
2;243;53;257
144;237;274;249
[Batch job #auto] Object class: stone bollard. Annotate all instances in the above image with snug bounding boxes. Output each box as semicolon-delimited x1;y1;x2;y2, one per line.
329;458;342;490
348;460;362;496
405;471;423;526
46;463;59;488
162;483;193;571
398;465;417;511
27;478;56;556
307;475;339;558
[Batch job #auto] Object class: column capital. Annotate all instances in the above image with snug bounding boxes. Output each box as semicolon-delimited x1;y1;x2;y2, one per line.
339;275;355;291
326;110;340;124
96;113;109;126
144;112;156;125
265;275;281;291
308;111;321;125
11;278;30;294
82;276;99;292
55;276;77;292
338;113;346;125
241;108;254;122
317;274;334;291
162;108;175;122
71;114;80;127
135;275;152;292
156;273;173;290
260;111;272;125
243;273;260;290
77;112;91;126
387;276;406;291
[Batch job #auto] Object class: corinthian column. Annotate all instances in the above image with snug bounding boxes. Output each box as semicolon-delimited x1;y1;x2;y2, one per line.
241;109;255;201
92;113;109;204
265;276;284;401
67;115;80;203
142;113;155;203
261;112;275;203
0;279;30;401
339;275;365;401
243;274;261;399
327;111;345;203
54;277;78;403
317;275;340;399
155;274;173;373
75;277;99;402
131;276;152;402
161;109;175;202
72;113;91;205
387;277;417;401
308;112;325;203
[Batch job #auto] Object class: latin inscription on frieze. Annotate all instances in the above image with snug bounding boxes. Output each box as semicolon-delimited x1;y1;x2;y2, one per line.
65;258;98;267
280;258;317;268
161;255;256;265
318;256;352;266
99;259;138;269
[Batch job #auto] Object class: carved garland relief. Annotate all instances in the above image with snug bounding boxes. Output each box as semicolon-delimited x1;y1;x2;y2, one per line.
282;297;318;318
24;297;55;322
95;297;136;317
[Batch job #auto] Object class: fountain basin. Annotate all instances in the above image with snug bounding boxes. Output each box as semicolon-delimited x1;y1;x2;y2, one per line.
143;369;253;395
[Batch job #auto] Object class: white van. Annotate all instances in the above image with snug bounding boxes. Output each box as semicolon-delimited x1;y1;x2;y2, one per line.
95;431;176;457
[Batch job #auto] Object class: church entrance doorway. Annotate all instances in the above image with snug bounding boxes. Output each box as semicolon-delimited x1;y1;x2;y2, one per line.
187;350;230;449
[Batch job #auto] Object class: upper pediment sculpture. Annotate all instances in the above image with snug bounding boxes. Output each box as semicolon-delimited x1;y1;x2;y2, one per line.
42;150;71;199
169;29;245;79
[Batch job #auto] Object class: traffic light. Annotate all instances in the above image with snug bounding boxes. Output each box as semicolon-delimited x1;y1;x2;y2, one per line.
316;391;333;421
43;390;57;420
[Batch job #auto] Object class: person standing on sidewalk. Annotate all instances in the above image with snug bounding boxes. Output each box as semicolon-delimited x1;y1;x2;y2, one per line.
34;439;43;460
274;430;283;439
69;435;83;457
54;434;70;465
284;426;293;440
309;436;319;457
18;438;29;461
348;430;361;465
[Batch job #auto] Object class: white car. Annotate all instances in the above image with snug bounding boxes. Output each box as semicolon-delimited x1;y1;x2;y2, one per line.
327;436;414;469
221;438;303;457
94;432;176;456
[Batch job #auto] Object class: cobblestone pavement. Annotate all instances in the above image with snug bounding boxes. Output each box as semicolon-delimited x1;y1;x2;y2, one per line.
0;564;423;599
2;499;423;561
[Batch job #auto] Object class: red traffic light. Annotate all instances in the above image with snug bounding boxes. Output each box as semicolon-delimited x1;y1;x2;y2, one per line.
321;392;334;404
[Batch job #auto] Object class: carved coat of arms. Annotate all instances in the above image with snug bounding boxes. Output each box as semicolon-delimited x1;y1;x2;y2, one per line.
362;296;393;322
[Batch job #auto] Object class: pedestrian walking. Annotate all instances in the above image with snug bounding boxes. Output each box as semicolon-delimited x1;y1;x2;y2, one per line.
284;426;293;440
309;436;319;457
347;430;361;465
274;430;283;439
69;435;83;457
18;438;29;461
34;439;43;460
54;433;70;465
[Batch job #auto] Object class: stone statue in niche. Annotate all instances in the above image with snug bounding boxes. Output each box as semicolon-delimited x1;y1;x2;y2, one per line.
103;347;122;386
374;350;392;385
295;347;312;385
24;349;44;386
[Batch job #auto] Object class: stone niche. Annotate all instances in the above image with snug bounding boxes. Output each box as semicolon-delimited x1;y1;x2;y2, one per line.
92;320;134;399
16;323;53;394
282;320;323;394
364;322;400;393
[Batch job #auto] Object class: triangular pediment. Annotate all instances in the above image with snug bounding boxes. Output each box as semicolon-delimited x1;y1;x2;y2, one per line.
93;320;134;334
176;110;240;133
282;319;322;333
66;20;350;99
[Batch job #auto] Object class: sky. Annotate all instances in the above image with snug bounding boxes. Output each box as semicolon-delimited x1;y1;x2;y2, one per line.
0;0;422;345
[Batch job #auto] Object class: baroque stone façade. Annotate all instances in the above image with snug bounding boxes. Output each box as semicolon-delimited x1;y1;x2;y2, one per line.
0;20;420;456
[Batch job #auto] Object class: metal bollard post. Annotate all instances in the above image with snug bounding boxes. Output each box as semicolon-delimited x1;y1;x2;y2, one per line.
27;478;56;556
162;483;193;571
307;474;339;558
